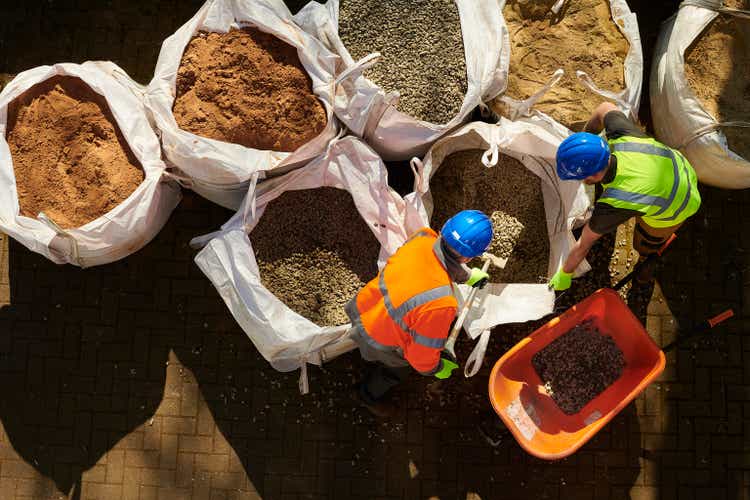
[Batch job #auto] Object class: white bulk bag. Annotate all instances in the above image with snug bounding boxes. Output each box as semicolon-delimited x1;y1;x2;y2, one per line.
0;62;181;268
292;0;508;161
495;0;643;130
404;119;591;341
146;0;340;210
651;0;750;189
191;136;410;374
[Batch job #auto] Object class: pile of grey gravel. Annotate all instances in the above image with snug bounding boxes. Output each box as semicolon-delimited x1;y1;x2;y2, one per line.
430;149;549;284
250;187;380;326
338;0;467;124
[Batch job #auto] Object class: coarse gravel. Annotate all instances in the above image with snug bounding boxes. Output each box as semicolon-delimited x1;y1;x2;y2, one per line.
429;149;550;283
339;0;467;124
532;320;626;415
249;187;380;326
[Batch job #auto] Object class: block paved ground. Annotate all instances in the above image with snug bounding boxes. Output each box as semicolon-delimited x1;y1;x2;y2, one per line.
0;1;748;499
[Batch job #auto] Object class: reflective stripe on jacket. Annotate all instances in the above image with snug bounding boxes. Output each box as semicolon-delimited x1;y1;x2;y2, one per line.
345;228;458;375
599;136;702;228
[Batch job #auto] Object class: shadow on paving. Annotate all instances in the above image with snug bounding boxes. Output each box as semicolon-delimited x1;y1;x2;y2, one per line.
0;193;643;500
651;187;748;500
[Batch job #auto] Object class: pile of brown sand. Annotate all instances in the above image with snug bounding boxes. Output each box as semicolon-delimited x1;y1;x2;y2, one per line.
173;28;327;152
6;76;144;229
685;0;750;161
250;187;380;326
430;150;549;284
496;0;629;129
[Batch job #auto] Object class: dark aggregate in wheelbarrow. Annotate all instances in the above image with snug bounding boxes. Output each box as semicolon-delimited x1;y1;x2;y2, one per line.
250;187;380;327
430;149;550;283
339;0;467;124
532;319;626;415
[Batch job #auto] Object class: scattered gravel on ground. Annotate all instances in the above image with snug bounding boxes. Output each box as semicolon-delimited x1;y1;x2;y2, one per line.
250;187;380;326
173;27;327;151
532;320;625;415
429;149;549;283
339;0;467;124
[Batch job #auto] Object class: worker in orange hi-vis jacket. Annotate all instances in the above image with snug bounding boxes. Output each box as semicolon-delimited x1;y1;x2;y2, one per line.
345;210;493;417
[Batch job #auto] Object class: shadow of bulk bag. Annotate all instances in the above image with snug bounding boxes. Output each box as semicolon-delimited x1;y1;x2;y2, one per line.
292;0;508;161
404;119;591;343
190;136;410;377
493;0;643;132
146;0;340;210
651;0;750;189
0;62;181;267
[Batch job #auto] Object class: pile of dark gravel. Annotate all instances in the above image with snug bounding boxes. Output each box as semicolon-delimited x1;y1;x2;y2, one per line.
430;149;549;283
338;0;467;124
250;187;380;326
532;320;626;415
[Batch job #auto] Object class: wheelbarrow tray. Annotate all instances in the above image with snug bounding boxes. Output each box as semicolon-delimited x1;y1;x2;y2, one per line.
489;288;665;460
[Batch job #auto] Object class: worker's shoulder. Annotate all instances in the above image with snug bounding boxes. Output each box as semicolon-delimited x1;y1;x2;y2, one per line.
604;110;648;141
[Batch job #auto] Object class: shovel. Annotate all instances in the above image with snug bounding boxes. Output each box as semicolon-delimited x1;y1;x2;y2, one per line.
443;253;506;360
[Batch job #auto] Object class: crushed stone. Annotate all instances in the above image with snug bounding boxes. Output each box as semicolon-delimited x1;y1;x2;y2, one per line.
6;75;144;229
339;0;467;124
173;27;327;152
532;319;625;415
250;187;380;326
429;149;549;283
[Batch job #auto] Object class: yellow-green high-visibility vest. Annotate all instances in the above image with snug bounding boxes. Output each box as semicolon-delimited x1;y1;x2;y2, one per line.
599;135;702;229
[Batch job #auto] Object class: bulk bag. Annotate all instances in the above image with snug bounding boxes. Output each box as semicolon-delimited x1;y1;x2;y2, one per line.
292;0;508;161
191;136;410;374
491;0;643;132
0;61;181;267
651;0;750;189
404;119;591;340
146;0;340;210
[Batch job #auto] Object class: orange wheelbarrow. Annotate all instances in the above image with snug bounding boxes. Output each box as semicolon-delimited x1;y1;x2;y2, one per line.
487;236;734;460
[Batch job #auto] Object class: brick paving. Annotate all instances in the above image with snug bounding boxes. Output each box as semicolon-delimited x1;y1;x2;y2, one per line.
0;1;748;499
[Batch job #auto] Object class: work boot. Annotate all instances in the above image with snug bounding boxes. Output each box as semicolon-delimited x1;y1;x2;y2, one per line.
635;258;659;284
352;386;398;418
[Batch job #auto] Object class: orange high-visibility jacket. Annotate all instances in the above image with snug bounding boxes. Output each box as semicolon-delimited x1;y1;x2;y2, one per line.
345;228;458;375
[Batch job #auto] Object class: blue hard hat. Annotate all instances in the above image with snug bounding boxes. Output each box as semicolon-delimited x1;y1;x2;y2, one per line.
556;132;611;180
440;210;493;258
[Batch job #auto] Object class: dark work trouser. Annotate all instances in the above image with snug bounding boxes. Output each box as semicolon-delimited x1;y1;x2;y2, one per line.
349;327;412;404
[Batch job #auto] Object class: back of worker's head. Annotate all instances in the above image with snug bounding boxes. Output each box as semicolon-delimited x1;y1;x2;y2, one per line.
556;132;610;181
440;210;493;259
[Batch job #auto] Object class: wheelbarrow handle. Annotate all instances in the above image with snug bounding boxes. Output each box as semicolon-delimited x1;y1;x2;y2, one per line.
661;308;734;353
613;233;678;291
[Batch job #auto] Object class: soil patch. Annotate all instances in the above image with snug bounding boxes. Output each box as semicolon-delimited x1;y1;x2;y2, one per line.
429;149;549;283
6;75;144;229
498;0;629;129
173;27;327;152
339;0;467;124
250;187;380;326
685;0;750;160
532;320;625;415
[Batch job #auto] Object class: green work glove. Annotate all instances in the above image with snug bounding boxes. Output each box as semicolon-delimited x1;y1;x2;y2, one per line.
466;267;490;289
434;358;459;379
549;268;574;291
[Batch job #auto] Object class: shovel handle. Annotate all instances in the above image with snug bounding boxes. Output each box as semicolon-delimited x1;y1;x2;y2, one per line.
708;309;734;328
662;308;735;353
444;259;491;357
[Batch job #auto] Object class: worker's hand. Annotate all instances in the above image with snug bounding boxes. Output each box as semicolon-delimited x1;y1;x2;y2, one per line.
434;358;459;379
548;268;574;291
466;267;490;289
